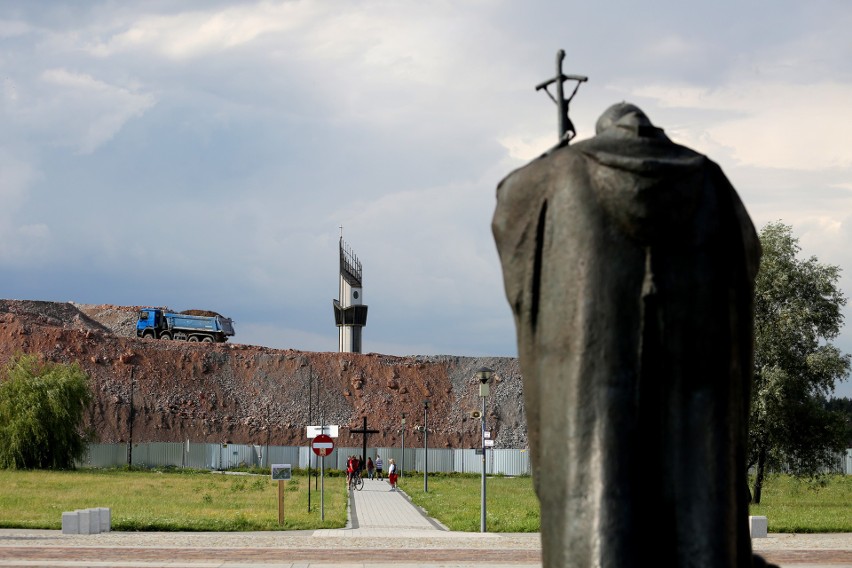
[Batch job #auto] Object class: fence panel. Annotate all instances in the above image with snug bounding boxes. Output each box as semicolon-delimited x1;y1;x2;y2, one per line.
140;442;184;467
264;446;301;470
454;448;478;474
210;444;260;469
73;443;725;478
186;443;208;469
491;448;531;476
79;443;126;468
411;447;454;473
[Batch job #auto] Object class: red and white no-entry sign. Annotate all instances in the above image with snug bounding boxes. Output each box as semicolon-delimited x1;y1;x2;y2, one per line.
311;434;334;456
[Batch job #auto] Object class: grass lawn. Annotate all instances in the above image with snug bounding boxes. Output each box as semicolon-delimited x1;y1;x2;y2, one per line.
399;472;852;534
747;474;852;533
0;469;848;533
0;468;347;531
397;474;539;532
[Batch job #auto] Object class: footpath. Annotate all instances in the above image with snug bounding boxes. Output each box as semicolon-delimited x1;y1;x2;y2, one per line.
0;476;849;567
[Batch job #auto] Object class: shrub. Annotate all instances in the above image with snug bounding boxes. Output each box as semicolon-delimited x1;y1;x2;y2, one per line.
0;355;92;469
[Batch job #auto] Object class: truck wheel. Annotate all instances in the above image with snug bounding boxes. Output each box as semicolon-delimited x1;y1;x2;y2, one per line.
143;331;155;339
160;332;172;340
202;336;213;343
188;336;199;342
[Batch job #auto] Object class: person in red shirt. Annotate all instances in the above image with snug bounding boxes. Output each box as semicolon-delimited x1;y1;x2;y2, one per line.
346;455;355;486
388;459;398;491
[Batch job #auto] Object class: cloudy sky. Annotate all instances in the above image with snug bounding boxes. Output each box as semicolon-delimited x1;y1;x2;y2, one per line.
3;1;851;397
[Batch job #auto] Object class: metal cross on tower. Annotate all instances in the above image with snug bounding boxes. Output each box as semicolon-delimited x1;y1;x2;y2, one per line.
333;233;368;353
535;49;588;143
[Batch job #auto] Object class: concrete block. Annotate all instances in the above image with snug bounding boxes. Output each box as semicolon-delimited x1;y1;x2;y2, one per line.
77;509;92;534
61;508;109;535
77;509;101;534
77;510;90;534
749;515;768;538
87;509;100;534
61;511;79;535
97;507;111;532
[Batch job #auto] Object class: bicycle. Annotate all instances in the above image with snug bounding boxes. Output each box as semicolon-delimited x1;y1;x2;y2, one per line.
348;471;363;491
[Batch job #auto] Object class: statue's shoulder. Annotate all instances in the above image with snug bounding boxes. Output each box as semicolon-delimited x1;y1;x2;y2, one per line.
497;144;586;191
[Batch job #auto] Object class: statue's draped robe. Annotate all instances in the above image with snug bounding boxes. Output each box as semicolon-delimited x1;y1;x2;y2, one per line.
492;118;761;567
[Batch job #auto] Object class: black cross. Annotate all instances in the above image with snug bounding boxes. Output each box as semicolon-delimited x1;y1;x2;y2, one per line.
535;49;588;143
350;416;379;465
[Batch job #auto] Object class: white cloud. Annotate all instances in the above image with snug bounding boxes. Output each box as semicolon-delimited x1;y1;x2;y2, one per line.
497;134;551;162
0;149;36;207
33;68;156;153
643;34;703;59
0;150;49;264
630;81;852;170
0;223;51;264
2;81;17;107
0;19;31;38
86;3;321;60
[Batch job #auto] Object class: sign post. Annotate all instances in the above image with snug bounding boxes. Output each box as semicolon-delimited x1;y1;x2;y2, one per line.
312;434;334;521
271;464;291;526
278;481;285;525
306;425;338;513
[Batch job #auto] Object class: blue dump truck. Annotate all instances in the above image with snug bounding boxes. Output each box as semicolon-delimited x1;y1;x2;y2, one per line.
136;308;235;343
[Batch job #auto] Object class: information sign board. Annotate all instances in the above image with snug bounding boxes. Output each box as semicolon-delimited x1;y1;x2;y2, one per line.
307;425;339;438
271;464;292;480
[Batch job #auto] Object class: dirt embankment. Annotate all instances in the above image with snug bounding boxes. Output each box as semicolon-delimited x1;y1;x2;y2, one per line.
0;300;526;449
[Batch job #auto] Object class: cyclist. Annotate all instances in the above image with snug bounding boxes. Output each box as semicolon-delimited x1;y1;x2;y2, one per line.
346;455;355;486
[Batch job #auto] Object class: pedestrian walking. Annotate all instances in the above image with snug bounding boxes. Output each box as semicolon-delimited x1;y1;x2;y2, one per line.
374;454;383;480
366;456;375;480
388;459;398;491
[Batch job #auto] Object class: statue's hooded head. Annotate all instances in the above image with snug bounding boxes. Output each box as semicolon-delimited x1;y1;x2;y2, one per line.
595;102;668;140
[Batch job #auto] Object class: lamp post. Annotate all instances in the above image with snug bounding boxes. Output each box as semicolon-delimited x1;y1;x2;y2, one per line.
127;367;134;467
423;400;430;492
476;366;494;533
401;413;406;478
307;366;312;513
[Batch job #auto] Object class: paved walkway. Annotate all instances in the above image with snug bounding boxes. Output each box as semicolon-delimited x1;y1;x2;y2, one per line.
325;477;448;534
0;476;849;567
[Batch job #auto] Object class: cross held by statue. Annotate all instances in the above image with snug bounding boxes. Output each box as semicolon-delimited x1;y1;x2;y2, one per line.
350;416;380;465
535;49;588;143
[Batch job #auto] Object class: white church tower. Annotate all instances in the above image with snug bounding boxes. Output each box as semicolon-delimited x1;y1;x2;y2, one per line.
333;235;368;353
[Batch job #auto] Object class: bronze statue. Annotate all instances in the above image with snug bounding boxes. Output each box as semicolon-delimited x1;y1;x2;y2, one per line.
493;101;773;567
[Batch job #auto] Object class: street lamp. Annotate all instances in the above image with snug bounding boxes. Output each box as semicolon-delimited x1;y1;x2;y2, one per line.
401;413;406;478
423;399;430;492
307;367;311;513
476;366;494;533
127;367;137;468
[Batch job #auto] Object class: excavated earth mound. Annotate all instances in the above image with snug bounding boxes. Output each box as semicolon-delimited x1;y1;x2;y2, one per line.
0;300;526;450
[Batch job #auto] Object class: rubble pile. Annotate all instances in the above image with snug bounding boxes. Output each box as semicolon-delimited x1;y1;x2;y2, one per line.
0;300;526;449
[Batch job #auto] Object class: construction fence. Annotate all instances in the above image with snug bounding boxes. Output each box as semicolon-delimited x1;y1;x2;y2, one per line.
78;442;533;477
78;443;852;476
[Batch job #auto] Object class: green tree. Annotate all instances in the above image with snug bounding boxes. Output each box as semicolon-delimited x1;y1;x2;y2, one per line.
749;222;851;503
824;396;852;447
0;355;92;469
